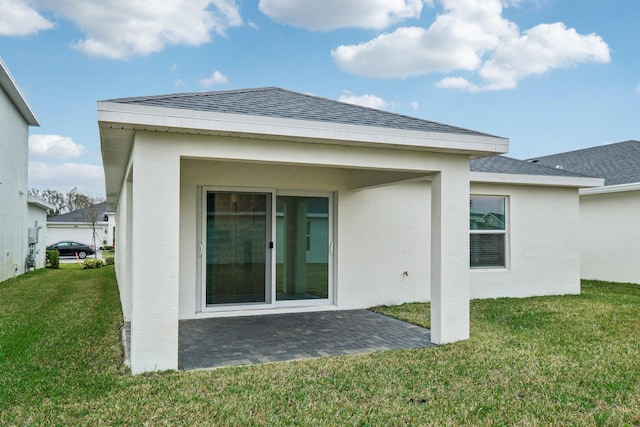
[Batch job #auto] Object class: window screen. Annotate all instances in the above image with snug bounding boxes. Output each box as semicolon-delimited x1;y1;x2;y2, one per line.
470;196;506;268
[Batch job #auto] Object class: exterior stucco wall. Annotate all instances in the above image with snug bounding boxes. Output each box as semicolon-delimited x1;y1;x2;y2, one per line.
580;190;640;284
179;159;432;319
470;183;581;298
0;84;29;282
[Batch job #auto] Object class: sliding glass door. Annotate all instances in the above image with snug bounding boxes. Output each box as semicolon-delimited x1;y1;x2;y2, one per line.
201;189;332;310
204;191;271;306
275;196;330;302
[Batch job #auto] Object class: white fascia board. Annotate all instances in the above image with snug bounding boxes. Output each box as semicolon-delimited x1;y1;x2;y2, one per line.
471;171;604;188
97;101;509;155
27;195;54;210
580;181;640;195
0;57;39;126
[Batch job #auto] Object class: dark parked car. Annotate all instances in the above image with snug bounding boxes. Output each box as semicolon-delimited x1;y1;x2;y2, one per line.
46;241;95;259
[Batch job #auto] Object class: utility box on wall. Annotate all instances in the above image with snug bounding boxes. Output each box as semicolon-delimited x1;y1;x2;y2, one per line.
28;221;40;244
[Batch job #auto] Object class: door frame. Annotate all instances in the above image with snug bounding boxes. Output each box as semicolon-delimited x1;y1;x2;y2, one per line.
197;187;335;313
198;186;276;312
274;190;334;308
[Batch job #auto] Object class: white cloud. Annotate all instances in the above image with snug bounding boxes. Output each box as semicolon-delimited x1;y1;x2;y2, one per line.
338;91;388;109
332;0;610;91
37;0;243;59
29;161;105;196
0;0;54;36
174;78;186;88
410;101;419;110
29;134;84;160
199;70;229;88
259;0;427;31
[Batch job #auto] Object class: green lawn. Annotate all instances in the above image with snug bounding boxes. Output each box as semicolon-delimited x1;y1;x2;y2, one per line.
1;268;639;425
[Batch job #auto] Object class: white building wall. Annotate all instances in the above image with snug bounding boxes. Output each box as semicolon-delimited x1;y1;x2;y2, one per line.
114;175;133;322
178;159;431;318
336;182;431;309
580;190;640;284
129;136;181;374
0;81;29;282
470;183;581;298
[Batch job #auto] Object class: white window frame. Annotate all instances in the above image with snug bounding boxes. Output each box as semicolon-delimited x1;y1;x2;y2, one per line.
470;195;509;270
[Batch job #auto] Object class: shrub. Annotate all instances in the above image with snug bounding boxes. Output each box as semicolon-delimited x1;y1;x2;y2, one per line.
46;250;60;269
82;259;104;269
104;256;114;266
103;245;113;251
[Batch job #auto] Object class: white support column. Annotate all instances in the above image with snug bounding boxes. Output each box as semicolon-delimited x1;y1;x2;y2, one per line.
129;137;181;374
430;161;470;344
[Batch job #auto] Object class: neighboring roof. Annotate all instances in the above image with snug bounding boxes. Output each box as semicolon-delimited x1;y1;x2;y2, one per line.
106;87;497;138
48;202;108;223
471;155;591;178
527;140;640;186
470;155;604;188
0;57;39;126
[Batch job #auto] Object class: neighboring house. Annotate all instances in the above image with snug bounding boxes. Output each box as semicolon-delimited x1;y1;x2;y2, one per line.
47;202;111;248
0;57;51;281
98;87;600;374
528;140;640;284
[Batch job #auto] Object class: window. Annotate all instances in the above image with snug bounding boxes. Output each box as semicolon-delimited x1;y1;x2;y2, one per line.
470;196;507;268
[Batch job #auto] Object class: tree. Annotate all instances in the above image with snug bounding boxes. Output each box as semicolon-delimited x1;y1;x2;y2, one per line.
28;188;66;217
76;196;106;259
28;187;103;218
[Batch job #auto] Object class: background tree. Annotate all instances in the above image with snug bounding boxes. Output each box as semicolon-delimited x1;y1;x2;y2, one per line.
29;187;102;218
76;195;107;259
28;188;66;217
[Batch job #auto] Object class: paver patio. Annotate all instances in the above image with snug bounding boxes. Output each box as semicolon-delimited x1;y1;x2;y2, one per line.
176;310;434;370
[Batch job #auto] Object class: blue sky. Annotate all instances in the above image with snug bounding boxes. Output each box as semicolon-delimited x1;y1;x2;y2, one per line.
1;0;638;197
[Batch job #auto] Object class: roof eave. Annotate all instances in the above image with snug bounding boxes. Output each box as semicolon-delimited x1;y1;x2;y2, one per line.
27;195;54;211
579;181;640;195
470;171;605;188
0;57;39;126
99;101;509;210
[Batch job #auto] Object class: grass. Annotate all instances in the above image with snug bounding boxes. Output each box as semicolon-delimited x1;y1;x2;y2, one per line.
1;269;639;425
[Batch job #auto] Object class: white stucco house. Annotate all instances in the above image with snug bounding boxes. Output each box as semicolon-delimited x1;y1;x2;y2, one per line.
529;140;640;284
47;202;113;249
0;57;51;282
98;88;601;374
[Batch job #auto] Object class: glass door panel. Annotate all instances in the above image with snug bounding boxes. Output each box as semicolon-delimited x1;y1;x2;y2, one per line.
275;196;329;301
205;192;270;306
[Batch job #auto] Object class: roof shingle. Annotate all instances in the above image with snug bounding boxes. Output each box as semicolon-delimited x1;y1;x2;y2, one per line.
471;155;591;178
527;140;640;186
106;87;498;138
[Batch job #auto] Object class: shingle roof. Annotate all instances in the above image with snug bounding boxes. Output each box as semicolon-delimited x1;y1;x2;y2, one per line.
106;87;497;138
48;202;108;223
527;140;640;186
471;155;591;178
